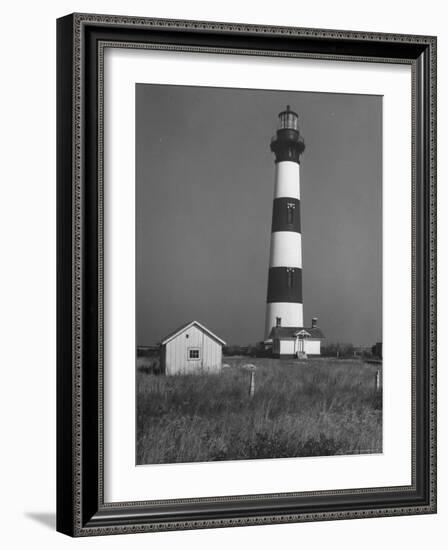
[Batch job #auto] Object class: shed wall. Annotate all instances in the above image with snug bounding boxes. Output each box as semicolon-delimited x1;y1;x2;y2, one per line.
279;340;295;356
304;339;321;355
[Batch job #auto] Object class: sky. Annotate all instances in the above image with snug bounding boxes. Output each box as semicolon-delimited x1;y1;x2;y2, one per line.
136;84;382;347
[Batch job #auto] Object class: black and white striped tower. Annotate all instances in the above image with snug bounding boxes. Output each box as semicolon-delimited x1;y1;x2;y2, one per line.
265;106;306;339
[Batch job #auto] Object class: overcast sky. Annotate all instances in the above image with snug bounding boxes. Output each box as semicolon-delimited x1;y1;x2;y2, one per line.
136;84;382;347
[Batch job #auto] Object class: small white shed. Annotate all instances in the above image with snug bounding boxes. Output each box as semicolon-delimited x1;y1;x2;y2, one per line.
160;321;226;375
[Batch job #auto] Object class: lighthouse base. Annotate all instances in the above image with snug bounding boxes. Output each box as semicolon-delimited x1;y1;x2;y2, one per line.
264;302;303;340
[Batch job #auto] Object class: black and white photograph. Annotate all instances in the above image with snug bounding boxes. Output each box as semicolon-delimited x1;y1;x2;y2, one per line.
135;84;383;465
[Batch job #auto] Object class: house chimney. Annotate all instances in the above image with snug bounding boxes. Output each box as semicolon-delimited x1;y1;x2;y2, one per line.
311;317;318;328
276;317;282;327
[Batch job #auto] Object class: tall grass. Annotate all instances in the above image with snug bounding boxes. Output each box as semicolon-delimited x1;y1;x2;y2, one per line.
136;358;382;464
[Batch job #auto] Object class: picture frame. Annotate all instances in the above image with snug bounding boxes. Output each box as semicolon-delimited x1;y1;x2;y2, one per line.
56;12;437;536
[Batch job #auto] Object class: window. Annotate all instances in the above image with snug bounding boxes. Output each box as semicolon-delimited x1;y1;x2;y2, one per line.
287;268;294;288
279;111;299;130
287;202;295;225
188;348;200;360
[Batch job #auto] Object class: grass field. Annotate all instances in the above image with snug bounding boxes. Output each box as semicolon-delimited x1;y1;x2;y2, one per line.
136;357;382;464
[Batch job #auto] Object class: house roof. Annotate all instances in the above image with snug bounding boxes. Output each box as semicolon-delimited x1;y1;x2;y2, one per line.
269;326;325;340
161;320;226;346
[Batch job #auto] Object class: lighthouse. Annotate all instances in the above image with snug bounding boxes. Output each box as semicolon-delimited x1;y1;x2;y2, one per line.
264;106;324;356
265;106;306;340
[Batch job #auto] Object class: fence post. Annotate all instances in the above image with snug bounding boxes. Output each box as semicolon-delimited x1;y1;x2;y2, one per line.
249;370;255;398
375;369;381;392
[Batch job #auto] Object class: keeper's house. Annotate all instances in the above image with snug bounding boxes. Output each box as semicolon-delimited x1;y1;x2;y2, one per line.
160;321;226;375
268;318;325;357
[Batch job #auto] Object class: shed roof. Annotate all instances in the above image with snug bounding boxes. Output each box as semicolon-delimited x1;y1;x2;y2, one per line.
269;326;325;340
161;320;226;346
